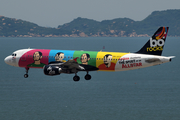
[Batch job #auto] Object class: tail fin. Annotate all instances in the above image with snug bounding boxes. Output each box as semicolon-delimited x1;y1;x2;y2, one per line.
136;27;169;56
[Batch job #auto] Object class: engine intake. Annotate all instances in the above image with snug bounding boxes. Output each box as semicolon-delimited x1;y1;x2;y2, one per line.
43;65;61;76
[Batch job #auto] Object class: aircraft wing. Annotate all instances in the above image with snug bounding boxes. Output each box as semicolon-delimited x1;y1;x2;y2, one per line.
49;60;98;71
62;59;85;70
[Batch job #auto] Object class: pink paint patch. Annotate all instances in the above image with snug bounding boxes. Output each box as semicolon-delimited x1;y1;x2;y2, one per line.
19;49;50;68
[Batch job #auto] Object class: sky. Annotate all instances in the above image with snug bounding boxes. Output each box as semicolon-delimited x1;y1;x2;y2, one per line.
0;0;180;28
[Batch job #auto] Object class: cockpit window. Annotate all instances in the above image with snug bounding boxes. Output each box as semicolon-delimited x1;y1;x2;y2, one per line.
12;53;17;56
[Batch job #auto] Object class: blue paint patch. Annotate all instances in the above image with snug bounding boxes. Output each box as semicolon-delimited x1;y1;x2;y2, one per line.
49;50;75;63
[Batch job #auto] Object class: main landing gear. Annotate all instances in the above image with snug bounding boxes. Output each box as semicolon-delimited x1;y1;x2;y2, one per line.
24;67;29;78
73;71;91;82
84;72;91;80
73;74;80;82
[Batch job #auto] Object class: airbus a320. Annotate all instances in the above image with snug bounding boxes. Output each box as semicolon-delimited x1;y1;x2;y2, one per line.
4;27;175;81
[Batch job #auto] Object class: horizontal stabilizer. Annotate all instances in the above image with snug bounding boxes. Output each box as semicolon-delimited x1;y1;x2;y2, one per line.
145;58;161;63
168;56;176;59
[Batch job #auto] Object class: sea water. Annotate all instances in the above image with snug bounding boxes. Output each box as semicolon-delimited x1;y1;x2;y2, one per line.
0;37;180;120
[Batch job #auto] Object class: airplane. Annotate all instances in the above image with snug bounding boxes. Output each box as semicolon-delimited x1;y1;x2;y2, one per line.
4;27;175;81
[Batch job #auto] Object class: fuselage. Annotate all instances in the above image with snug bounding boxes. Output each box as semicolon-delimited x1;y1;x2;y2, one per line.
4;48;171;72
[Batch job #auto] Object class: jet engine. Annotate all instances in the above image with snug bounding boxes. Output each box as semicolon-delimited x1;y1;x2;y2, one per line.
43;65;62;76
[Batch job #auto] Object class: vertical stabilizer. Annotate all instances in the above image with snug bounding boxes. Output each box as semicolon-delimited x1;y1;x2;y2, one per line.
137;27;169;56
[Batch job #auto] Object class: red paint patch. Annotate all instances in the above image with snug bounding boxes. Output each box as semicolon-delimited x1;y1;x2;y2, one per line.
19;49;50;68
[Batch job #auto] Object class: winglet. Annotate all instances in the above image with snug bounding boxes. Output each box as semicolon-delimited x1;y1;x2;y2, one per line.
73;57;78;62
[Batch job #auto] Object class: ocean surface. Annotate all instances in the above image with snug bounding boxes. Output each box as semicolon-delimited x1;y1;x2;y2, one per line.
0;37;180;120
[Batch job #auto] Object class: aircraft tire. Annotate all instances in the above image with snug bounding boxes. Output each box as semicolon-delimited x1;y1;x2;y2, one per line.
24;74;28;78
73;76;80;81
85;74;91;80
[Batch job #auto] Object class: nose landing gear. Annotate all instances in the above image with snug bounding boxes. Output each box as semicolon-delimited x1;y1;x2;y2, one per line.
24;67;29;78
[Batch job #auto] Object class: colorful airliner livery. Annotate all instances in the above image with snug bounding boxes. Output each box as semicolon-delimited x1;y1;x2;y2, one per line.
4;27;175;81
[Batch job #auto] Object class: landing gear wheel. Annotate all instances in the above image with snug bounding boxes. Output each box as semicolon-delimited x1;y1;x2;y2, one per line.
73;76;80;82
24;67;29;78
85;74;91;80
24;74;28;78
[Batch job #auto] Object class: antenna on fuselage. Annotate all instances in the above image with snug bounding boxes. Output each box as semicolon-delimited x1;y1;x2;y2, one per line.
103;46;105;49
100;46;105;52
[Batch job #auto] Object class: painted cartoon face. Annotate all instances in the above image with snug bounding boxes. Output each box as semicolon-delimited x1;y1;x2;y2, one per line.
104;55;112;68
80;53;90;65
55;53;64;62
33;52;42;61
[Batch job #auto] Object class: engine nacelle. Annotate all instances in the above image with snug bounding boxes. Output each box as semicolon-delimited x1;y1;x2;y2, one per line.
43;65;61;76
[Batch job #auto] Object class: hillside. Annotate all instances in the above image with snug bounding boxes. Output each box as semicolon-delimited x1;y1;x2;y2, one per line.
0;9;180;37
0;16;71;37
58;17;136;37
134;9;180;36
58;9;180;37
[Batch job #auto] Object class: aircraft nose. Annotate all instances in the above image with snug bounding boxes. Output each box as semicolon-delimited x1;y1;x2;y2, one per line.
4;56;13;66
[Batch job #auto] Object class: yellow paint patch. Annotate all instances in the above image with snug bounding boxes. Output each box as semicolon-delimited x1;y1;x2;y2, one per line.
96;51;128;71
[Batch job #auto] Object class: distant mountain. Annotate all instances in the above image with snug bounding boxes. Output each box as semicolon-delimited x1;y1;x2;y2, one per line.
58;17;136;37
0;9;180;37
58;9;180;37
134;9;180;36
0;16;71;37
